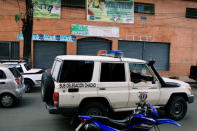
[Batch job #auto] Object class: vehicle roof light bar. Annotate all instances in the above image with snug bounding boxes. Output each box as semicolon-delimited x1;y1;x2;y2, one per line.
97;50;124;58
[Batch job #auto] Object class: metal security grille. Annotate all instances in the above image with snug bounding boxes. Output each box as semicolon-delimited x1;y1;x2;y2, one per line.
34;41;66;69
134;2;155;14
118;41;170;71
77;37;112;56
0;42;19;60
186;8;197;19
61;0;85;8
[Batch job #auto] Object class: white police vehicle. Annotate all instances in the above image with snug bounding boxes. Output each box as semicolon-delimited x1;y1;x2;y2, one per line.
0;60;44;93
41;50;194;120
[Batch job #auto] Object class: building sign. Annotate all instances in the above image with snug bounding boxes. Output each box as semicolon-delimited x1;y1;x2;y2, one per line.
71;24;119;38
18;34;76;42
32;0;61;19
87;0;134;23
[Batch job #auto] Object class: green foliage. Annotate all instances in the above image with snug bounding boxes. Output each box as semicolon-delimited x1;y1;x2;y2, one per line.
15;13;22;23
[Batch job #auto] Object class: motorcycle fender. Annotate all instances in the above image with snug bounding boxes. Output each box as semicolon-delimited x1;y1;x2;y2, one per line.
157;119;181;127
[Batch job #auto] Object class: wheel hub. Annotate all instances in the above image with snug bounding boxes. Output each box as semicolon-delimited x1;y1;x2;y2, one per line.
1;95;13;107
174;102;183;115
87;108;102;116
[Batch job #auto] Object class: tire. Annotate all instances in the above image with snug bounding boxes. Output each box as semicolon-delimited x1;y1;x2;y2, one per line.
80;102;108;116
0;94;16;108
166;96;187;121
24;79;34;93
41;72;54;103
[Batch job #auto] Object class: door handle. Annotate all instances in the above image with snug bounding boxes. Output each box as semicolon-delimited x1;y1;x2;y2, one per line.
0;82;5;84
99;88;106;90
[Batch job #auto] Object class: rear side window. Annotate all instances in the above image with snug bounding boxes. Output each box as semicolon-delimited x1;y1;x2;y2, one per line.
9;68;21;78
100;63;125;82
52;60;62;81
59;60;94;82
16;66;23;73
0;70;6;79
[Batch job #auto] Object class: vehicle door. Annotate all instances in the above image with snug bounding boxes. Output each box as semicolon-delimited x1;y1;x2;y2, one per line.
0;70;8;91
128;63;160;107
97;62;129;109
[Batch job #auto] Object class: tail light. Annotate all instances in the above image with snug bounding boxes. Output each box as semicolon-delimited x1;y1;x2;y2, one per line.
15;78;20;85
53;92;59;107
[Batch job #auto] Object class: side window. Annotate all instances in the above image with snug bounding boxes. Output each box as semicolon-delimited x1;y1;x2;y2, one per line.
16;66;23;73
59;60;94;82
52;61;62;81
0;70;6;79
129;63;154;83
100;63;125;82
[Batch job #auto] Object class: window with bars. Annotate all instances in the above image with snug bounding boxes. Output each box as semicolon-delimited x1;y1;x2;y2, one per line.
61;0;85;8
186;8;197;19
134;2;155;14
61;1;155;15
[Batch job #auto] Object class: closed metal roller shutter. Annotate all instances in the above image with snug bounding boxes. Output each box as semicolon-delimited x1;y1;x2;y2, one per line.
0;42;19;60
77;37;112;56
118;41;143;59
144;42;170;71
34;41;66;69
118;40;170;71
11;42;19;59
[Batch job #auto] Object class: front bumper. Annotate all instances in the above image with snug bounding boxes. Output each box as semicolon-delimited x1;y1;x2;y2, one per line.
34;80;41;87
46;104;78;115
188;94;194;103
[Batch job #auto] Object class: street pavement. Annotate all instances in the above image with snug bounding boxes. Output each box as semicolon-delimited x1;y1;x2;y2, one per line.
0;84;197;131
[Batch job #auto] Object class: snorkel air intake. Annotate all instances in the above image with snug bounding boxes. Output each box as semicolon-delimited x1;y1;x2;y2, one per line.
148;60;166;87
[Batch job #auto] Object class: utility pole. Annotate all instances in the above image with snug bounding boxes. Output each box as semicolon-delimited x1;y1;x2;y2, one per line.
22;0;33;67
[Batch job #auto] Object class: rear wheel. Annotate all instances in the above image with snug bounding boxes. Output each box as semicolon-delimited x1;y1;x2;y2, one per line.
80;102;108;116
166;96;187;121
0;94;16;108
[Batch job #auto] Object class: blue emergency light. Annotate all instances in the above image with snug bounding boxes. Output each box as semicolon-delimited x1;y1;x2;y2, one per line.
97;50;124;58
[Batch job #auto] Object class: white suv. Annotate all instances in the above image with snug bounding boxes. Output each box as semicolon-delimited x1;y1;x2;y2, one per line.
0;64;25;107
41;53;194;121
0;60;44;93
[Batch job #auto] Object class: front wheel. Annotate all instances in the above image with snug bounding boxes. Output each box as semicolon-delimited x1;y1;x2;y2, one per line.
166;96;187;121
25;80;34;93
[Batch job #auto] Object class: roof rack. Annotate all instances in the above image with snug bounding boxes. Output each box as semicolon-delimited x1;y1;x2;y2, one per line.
0;59;26;63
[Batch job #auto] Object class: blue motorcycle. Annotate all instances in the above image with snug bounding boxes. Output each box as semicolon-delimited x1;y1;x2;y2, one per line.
76;94;181;131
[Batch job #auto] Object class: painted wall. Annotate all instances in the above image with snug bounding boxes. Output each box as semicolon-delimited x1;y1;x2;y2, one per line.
0;0;197;76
